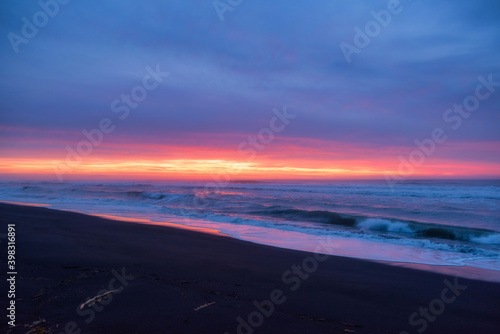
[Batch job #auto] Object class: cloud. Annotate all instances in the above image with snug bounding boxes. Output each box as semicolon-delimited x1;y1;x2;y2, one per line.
0;0;499;178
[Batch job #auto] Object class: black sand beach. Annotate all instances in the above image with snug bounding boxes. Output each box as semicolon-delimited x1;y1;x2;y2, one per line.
1;202;499;334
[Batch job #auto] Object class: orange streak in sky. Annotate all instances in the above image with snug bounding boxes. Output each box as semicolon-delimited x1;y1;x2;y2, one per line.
0;155;499;180
1;136;499;180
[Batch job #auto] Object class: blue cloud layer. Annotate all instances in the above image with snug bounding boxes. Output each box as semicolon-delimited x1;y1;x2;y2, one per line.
1;0;499;151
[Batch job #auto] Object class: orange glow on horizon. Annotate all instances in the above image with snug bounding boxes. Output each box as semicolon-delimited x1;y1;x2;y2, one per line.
1;155;499;181
2;136;499;180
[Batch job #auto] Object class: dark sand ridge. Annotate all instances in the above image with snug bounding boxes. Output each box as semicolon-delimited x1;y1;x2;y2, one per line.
1;203;499;333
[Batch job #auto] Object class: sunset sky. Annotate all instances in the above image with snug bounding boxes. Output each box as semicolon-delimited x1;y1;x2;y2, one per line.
1;0;499;180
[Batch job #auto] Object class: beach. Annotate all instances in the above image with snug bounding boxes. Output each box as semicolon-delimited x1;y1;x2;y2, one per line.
1;202;499;334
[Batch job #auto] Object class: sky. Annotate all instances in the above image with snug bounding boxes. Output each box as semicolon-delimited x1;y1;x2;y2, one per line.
0;0;499;181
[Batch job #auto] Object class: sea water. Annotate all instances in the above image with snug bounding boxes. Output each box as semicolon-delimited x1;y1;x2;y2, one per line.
1;179;499;281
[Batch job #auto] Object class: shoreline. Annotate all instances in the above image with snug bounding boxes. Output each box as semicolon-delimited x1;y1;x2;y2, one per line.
3;200;500;283
1;202;500;333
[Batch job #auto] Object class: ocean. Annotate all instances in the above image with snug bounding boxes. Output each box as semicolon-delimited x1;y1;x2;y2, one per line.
1;179;499;281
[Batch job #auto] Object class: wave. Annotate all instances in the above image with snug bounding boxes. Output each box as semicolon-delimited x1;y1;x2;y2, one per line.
357;218;414;233
470;234;500;245
357;218;500;245
250;208;357;227
248;207;500;245
125;191;164;199
153;206;499;264
21;186;41;191
124;191;198;204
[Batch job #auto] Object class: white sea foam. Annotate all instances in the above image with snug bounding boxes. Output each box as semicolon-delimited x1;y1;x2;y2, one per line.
357;218;414;233
471;233;500;245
